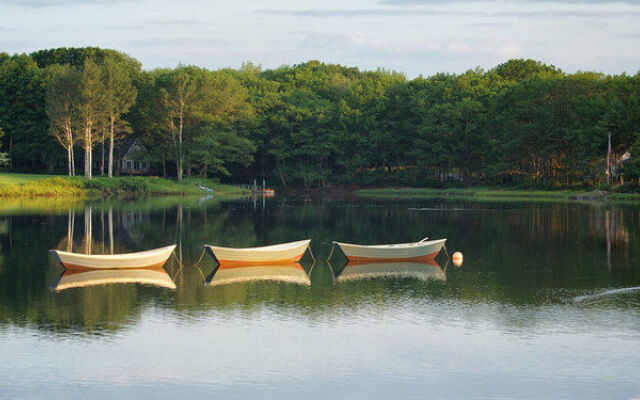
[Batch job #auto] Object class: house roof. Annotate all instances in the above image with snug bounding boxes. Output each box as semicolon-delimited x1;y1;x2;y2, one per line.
121;140;149;160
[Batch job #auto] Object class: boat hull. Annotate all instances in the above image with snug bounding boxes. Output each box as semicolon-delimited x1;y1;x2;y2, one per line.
335;239;446;261
50;245;176;270
205;240;311;266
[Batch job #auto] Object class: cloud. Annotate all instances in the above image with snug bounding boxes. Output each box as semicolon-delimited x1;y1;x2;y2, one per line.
128;19;212;30
259;6;640;19
446;43;473;53
382;0;640;4
0;0;136;7
297;32;398;56
495;44;522;58
259;8;475;17
495;8;640;16
145;19;209;27
128;37;230;49
463;21;514;28
293;31;517;68
0;39;38;48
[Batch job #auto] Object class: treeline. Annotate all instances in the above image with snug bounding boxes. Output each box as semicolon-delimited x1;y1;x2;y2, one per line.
1;47;639;187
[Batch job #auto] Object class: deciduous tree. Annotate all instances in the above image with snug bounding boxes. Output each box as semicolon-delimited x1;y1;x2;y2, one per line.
45;64;79;176
76;59;105;179
102;55;138;177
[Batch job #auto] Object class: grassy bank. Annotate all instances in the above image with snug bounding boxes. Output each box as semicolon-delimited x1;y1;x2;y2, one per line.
355;187;640;203
0;173;247;197
0;193;245;216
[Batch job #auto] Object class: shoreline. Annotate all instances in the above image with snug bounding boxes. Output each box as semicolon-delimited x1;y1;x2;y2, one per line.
0;174;248;198
354;187;640;203
3;173;640;203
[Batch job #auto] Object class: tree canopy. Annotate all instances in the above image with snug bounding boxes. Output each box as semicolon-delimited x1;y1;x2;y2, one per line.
1;47;639;187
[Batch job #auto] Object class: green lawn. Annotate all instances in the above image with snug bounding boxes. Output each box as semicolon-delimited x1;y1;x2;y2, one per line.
0;173;248;197
355;187;640;203
356;187;573;198
0;172;58;185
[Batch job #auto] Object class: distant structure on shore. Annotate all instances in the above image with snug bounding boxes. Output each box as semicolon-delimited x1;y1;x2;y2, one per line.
119;141;150;175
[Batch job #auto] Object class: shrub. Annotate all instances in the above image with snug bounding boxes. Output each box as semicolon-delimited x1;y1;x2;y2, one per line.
613;183;640;193
85;177;168;193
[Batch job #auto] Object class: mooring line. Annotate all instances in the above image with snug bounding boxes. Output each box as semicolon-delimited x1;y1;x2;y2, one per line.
193;246;207;268
326;241;336;262
194;263;207;283
170;252;185;282
442;258;450;273
308;246;317;263
326;258;337;284
307;259;317;277
171;265;183;282
171;251;184;268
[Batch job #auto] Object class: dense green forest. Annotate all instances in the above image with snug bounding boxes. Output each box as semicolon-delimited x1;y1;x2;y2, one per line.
1;47;639;188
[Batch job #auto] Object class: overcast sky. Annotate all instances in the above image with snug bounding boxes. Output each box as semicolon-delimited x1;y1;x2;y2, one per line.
1;0;639;77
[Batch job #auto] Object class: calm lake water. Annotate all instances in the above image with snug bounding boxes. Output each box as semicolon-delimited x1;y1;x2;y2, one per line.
0;194;639;399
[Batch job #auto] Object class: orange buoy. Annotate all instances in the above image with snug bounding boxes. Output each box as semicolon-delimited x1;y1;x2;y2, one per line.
452;251;463;267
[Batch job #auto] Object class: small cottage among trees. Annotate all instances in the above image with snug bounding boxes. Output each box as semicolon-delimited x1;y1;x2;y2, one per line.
118;140;150;175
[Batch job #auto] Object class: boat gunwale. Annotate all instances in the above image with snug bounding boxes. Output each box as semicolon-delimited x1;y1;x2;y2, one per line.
204;239;311;253
334;238;447;249
49;244;177;260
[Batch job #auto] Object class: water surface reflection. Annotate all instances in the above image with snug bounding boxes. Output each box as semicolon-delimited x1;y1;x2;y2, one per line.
53;267;177;291
205;263;311;287
0;196;639;332
333;260;445;284
0;195;639;399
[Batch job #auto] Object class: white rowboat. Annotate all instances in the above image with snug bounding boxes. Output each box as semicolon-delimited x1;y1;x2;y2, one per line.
206;263;310;287
334;238;446;261
205;240;311;266
50;245;176;270
53;268;177;291
336;261;445;283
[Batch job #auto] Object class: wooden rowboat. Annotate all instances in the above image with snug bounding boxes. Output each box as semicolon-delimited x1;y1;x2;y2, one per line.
49;244;176;270
335;260;445;283
204;239;311;266
206;262;310;287
53;267;177;291
334;238;446;261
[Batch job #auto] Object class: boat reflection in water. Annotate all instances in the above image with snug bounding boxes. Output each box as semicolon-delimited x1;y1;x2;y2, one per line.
206;262;311;287
333;259;446;284
53;267;177;292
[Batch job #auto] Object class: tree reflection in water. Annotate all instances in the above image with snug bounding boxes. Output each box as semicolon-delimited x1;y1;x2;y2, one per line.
0;195;638;335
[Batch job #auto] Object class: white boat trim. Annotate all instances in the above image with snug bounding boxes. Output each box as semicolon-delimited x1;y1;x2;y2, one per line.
49;244;176;269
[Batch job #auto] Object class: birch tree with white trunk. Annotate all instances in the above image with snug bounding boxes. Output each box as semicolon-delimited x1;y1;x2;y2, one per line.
45;64;79;176
76;59;104;180
102;56;137;177
155;66;205;181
